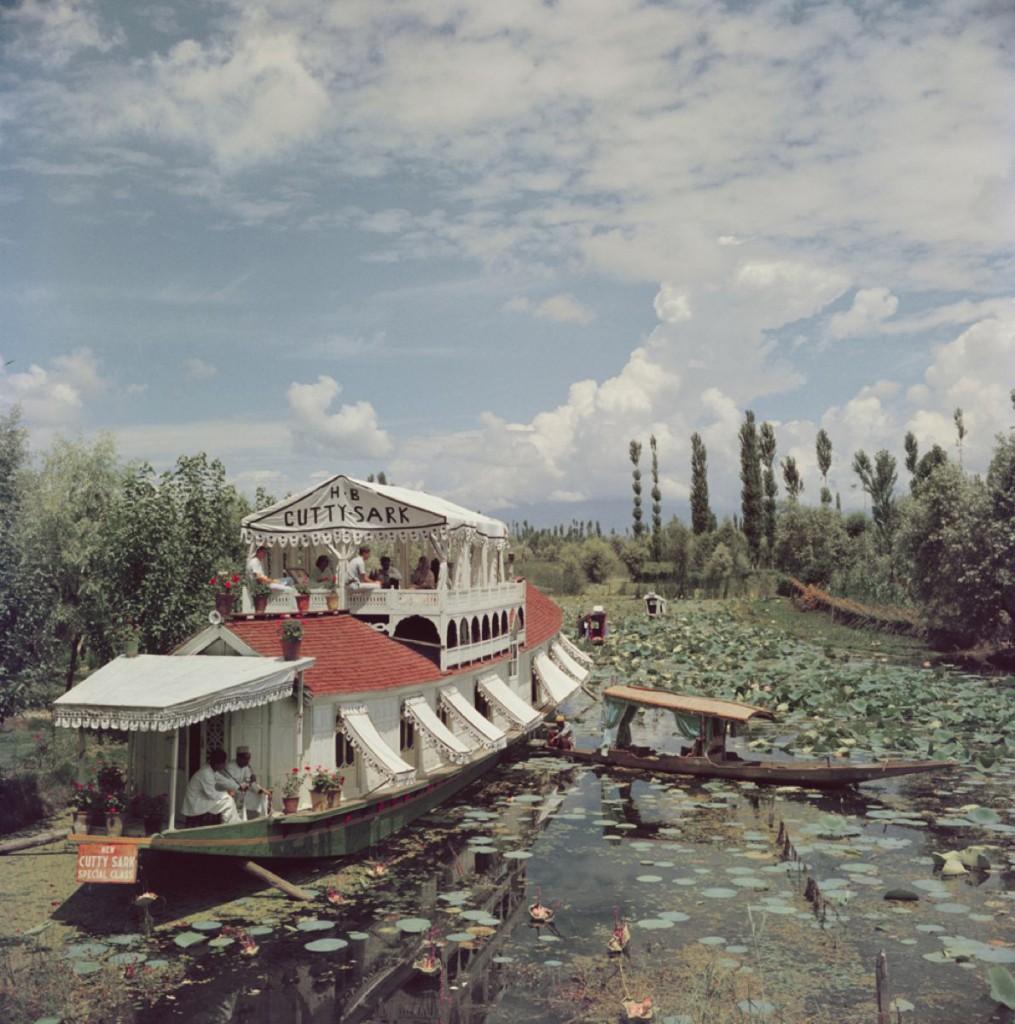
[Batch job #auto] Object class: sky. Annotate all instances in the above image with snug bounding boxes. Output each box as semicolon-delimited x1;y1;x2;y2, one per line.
1;0;1013;527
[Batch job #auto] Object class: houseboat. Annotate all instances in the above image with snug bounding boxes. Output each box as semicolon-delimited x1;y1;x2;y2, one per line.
54;475;593;860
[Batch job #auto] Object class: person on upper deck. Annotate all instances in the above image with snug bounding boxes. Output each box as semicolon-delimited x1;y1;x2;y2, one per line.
346;545;380;588
182;748;240;824
246;545;295;592
371;555;402;589
410;556;435;589
311;554;333;586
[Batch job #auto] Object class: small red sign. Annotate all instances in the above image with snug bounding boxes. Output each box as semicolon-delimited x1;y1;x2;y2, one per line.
76;842;138;884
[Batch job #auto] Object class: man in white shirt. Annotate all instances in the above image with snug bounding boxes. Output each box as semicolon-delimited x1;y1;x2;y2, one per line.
222;746;269;820
246;545;295;592
345;545;380;588
181;749;240;824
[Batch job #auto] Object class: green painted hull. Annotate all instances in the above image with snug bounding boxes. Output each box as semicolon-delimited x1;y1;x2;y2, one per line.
147;748;503;859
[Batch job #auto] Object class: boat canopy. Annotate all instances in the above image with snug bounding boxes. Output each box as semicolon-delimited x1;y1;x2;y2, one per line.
549;642;590;684
602;685;775;724
338;705;416;786
241;474;509;550
477;674;541;730
533;652;581;704
439;686;507;750
403;696;474;765
52;654;313;732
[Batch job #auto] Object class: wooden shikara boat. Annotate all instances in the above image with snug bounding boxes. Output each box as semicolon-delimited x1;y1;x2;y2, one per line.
564;685;956;789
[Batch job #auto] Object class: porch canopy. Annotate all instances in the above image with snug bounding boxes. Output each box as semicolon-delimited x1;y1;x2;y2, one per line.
533;652;581;705
439;686;506;750
549;642;590;683
53;654;313;732
477;674;542;730
338;705;416;786
403;696;474;765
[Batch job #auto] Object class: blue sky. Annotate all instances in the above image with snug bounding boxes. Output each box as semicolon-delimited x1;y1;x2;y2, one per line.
2;0;1013;524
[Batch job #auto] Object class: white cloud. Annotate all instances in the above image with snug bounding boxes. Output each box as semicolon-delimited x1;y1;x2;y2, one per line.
6;0;123;67
735;261;849;325
0;347;107;426
826;287;899;339
503;293;595;324
182;357;218;381
653;283;692;324
286;375;392;458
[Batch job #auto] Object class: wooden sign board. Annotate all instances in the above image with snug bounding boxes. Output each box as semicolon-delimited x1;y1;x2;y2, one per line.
76;842;138;884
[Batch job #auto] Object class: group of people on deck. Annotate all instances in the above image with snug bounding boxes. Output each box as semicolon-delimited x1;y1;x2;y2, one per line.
246;544;440;594
182;746;269;825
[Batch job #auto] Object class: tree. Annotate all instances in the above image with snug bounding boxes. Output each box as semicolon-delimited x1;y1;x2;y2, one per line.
816;429;833;506
703;543;733;598
912;445;948;493
986;432;1015;638
689;433;714;535
738;411;763;565
663;516;691;597
579;537;619;584
852;449;898;553
904;431;919;476
649;435;662;560
759;422;777;565
616;537;649;580
953;408;966;468
629;440;644;538
774;504;848;586
781;456;803;500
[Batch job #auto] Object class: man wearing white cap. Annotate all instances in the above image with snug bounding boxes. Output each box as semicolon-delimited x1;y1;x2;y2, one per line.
224;745;269;820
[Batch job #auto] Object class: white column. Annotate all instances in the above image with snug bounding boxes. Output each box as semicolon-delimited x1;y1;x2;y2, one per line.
168;727;179;831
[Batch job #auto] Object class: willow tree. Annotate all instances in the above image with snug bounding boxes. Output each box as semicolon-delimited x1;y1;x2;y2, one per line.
738;411;763;565
689;433;714;535
759;422;777;565
649;434;662;559
629;440;644;538
816;428;833;506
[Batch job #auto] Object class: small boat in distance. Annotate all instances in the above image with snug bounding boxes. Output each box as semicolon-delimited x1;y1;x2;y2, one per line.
563;684;956;789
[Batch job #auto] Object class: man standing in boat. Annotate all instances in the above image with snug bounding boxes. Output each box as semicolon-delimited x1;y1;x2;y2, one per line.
547;713;574;750
224;745;270;820
182;748;240;825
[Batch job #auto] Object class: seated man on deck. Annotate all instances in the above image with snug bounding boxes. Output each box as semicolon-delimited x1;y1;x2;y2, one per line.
246;545;295;592
346;545;380;588
371;555;402;589
311;554;333;586
182;748;240;825
410;556;435;589
547;713;574;751
223;745;270;820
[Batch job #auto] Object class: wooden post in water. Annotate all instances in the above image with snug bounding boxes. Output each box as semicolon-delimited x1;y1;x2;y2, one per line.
875;949;890;1024
242;859;313;901
0;830;69;855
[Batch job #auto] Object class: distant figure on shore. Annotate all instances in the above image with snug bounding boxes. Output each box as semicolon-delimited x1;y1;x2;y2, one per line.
182;748;240;824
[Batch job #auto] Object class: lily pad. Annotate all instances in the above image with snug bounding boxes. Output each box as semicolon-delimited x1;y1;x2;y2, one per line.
63;943;109;959
636;874;663;883
701;887;737;899
109;951;147;966
297;919;335;932
189;920;222;933
173;931;207;949
396;917;432;933
208;937;234;950
72;961;103;976
637;918;675;930
445;932;477;943
504;851;532;860
305;938;348;953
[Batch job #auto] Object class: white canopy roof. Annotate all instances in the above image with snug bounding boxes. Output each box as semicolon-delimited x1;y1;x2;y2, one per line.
241;474;508;549
53;654;312;732
403;696;474;765
338;705;416;786
550;642;590;684
439;686;506;750
533;652;581;706
557;634;594;667
477;673;542;730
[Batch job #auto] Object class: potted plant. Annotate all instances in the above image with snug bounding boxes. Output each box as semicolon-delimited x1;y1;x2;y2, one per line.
294;580;311;615
69;782;97;834
280;768;303;814
209;570;242;619
103;790;126;836
309;765;333;811
281;620;303;661
326;771;346;809
326;575;340;613
252;579;272;615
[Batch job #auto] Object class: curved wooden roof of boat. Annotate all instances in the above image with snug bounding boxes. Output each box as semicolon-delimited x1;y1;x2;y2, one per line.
603;684;776;723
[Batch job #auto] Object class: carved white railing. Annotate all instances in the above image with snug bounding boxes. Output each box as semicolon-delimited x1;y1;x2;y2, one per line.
346;580;524;617
444;635;513;669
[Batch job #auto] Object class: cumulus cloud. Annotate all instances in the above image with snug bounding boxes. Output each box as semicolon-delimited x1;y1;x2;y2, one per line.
6;0;123;67
0;347;107;426
287;375;392;458
826;287;899;339
182;357;218;381
653;283;692;324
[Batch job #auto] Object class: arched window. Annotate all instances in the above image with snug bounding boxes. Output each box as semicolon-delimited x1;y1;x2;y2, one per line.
481;615;491;640
517;607;525;629
500;610;509;634
460;617;470;644
491;613;500;638
471;616;481;643
447;620;458;648
393;616;441;646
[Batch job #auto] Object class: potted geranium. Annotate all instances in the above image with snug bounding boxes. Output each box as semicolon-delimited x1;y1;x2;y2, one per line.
69;782;97;834
280;768;303;814
327;771;346;809
309;765;333;811
103;790;126;836
209;570;242;619
252;579;272;615
281;620;303;661
294;580;311;615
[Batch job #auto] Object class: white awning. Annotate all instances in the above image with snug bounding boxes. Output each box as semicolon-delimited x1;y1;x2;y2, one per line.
550;641;590;683
339;705;416;786
403;696;474;765
533;652;581;705
477;673;542;730
439;686;506;751
242;474;508;549
557;634;594;667
52;654;312;732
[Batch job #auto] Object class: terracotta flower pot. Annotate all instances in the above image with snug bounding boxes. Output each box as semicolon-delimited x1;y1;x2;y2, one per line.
105;812;124;837
295;593;310;615
253;594;269;614
310;790;328;812
215;593;234;619
282;796;299;814
327;789;342;809
325;592;339;612
281;638;302;661
72;810;90;834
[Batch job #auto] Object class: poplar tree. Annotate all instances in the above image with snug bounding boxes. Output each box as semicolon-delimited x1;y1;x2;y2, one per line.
649;434;662;559
759;422;777;565
953;408;966;468
738;411;763;565
629;440;644;538
852;449;898;552
689;433;713;535
816;428;833;506
781;456;804;500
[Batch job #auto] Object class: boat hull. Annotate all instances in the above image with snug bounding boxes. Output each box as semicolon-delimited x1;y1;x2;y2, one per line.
561;747;956;788
138;748;504;859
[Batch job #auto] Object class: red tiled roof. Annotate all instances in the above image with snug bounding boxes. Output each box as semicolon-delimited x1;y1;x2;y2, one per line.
224;583;562;698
